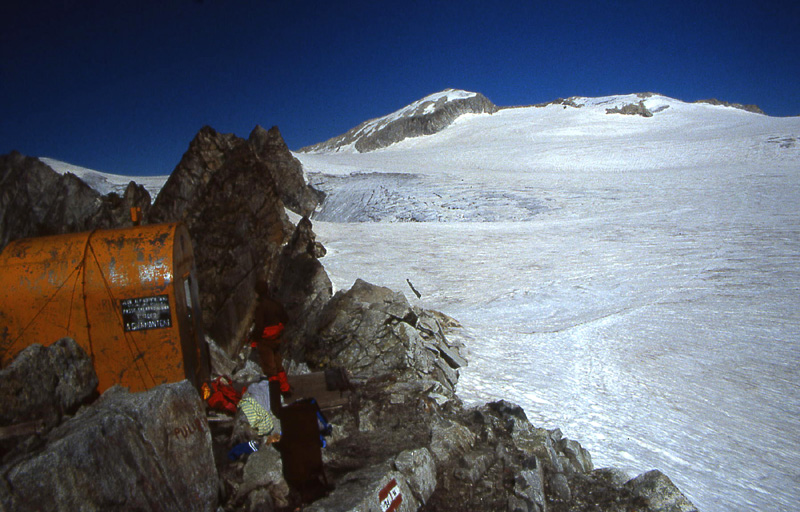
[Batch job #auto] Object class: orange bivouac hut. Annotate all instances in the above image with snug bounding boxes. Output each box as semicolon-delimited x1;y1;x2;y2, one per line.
0;223;210;393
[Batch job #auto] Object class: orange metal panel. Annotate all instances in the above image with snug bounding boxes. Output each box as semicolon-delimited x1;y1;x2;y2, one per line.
0;231;93;358
0;223;208;393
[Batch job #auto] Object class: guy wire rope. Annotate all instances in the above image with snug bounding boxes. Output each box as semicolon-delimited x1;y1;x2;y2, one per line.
86;234;157;389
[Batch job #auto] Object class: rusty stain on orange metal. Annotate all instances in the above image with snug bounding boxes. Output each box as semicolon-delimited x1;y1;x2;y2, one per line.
0;223;209;393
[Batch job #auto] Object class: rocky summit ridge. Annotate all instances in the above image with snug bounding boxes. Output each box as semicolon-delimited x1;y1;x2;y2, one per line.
0;123;698;511
299;89;499;154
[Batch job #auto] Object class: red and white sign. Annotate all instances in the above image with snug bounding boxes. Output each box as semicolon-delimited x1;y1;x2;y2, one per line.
379;478;402;512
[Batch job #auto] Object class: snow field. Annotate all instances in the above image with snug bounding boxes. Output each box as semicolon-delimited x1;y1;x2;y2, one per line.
301;97;800;511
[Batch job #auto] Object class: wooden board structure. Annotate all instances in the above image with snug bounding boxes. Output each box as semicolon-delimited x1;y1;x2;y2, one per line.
286;371;350;411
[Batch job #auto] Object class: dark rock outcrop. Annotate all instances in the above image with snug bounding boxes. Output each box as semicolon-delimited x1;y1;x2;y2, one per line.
534;97;583;109
148;125;318;224
300;89;498;153
249;125;322;217
146;126;322;354
281;277;696;511
147;126;241;225
0;151;151;250
606;100;654;117
0;380;218;512
271;216;333;362
153;127;292;352
694;98;764;114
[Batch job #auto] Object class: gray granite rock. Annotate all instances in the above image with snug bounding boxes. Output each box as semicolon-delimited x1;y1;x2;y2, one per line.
0;380;218;512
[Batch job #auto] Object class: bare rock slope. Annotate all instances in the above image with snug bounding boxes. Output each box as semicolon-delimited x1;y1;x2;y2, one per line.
300;89;498;153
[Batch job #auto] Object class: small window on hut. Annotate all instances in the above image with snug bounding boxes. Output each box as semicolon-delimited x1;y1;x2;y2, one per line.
183;275;193;316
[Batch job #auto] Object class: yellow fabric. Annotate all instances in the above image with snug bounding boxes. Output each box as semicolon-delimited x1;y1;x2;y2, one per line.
239;395;275;436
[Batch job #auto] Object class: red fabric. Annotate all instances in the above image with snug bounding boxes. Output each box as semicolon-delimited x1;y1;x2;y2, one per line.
205;376;244;414
269;371;291;393
277;371;290;393
261;322;285;341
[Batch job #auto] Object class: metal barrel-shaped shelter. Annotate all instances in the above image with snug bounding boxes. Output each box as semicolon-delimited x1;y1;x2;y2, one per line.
0;223;209;393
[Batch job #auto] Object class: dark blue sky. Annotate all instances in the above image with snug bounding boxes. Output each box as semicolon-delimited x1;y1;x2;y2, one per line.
2;0;798;176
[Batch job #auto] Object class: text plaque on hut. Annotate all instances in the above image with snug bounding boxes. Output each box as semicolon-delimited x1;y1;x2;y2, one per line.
121;295;172;332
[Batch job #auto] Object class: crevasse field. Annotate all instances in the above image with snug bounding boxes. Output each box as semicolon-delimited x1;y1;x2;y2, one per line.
296;95;800;512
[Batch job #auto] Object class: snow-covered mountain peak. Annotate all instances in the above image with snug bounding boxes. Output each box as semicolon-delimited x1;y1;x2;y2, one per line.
299;88;498;154
381;88;479;119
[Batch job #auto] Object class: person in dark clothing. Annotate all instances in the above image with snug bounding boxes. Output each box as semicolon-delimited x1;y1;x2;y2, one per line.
252;281;291;393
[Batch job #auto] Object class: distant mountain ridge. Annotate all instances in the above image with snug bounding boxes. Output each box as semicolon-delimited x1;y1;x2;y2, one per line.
529;92;765;116
300;89;767;154
299;88;498;154
37;90;771;191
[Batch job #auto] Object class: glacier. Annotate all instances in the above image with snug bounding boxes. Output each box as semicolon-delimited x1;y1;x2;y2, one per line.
297;94;800;512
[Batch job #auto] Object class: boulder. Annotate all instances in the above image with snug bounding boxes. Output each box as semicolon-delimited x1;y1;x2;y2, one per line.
626;470;699;512
222;446;290;512
308;279;463;393
422;401;546;511
304;462;421;512
0;338;97;428
0;337;98;460
558;437;593;474
0;380;218;512
323;378;440;475
393;448;437;505
308;447;435;511
508;465;547;512
590;467;632;487
429;418;476;465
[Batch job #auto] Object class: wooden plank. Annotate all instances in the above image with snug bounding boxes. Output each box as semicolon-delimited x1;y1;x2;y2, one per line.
287;372;350;410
